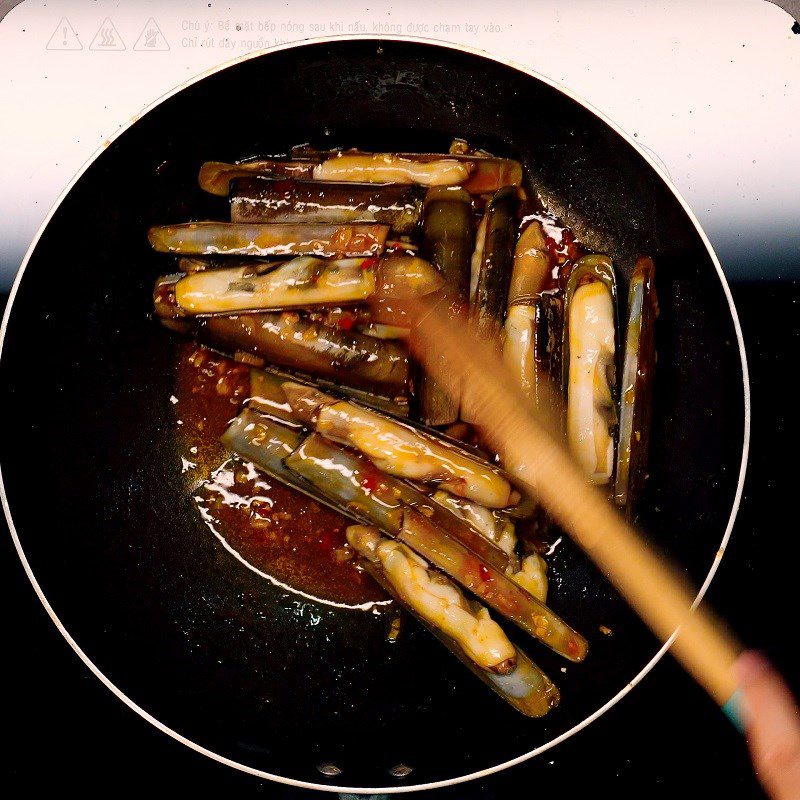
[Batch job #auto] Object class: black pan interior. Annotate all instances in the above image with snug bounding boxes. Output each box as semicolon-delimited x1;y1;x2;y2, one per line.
0;40;746;790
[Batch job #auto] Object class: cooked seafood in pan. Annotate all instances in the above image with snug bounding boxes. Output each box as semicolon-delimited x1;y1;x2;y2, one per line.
153;141;657;717
347;524;559;717
165;254;443;316
230;178;425;233
563;255;619;485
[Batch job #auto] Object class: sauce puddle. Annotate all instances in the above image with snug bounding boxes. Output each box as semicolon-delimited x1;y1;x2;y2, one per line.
172;342;387;611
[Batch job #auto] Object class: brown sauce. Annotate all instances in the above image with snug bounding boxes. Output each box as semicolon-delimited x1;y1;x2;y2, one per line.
173;342;383;608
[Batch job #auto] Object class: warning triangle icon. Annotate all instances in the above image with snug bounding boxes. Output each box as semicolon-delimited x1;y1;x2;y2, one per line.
133;18;170;51
89;17;125;51
46;17;82;51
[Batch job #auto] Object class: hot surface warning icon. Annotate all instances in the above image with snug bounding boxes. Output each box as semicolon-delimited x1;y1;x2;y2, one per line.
133;18;170;51
46;17;82;51
89;17;125;51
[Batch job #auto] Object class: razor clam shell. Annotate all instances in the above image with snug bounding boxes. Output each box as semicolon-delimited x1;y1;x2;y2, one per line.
230;177;425;234
462;186;519;424
471;186;519;343
413;186;474;425
148;221;389;258
247;370;306;430
200;313;409;395
178;255;280;274
614;257;657;514
154;284;410;396
249;367;410;422
221;409;350;515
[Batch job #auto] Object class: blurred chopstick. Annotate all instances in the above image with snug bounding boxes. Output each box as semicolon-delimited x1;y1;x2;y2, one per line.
408;296;742;713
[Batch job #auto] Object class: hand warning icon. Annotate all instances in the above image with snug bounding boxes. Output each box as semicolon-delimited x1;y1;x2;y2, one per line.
133;18;170;51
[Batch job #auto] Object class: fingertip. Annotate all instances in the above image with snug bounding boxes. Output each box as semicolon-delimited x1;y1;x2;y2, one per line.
735;650;771;687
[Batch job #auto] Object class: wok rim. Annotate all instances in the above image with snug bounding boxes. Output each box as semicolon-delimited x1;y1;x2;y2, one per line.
0;34;751;794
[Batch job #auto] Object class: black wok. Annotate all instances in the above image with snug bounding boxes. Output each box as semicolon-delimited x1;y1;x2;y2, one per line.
0;38;748;793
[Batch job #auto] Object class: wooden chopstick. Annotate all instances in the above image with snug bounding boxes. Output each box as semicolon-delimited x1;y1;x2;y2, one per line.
408;297;741;713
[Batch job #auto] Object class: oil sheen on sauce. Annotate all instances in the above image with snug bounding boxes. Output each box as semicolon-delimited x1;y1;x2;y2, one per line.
173;342;383;609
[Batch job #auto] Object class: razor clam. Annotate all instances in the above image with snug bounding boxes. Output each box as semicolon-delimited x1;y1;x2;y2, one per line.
148;222;389;258
287;144;523;194
502;221;559;418
462;187;519;423
430;490;518;558
199;159;317;196
155;282;409;394
221;408;305;486
614;256;657;513
221;409;372;518
413;185;474;425
503;304;538;398
247;370;306;430
347;525;516;673
267;372;495;461
390;152;523;194
168;254;443;316
230;177;425;234
400;509;587;661
311;153;474;186
471;186;519;342
204;314;408;395
562;255;618;485
201;153;522;196
507;220;551;307
158;278;410;411
347;526;558;717
280;381;520;509
284;433;513;574
249;366;410;421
